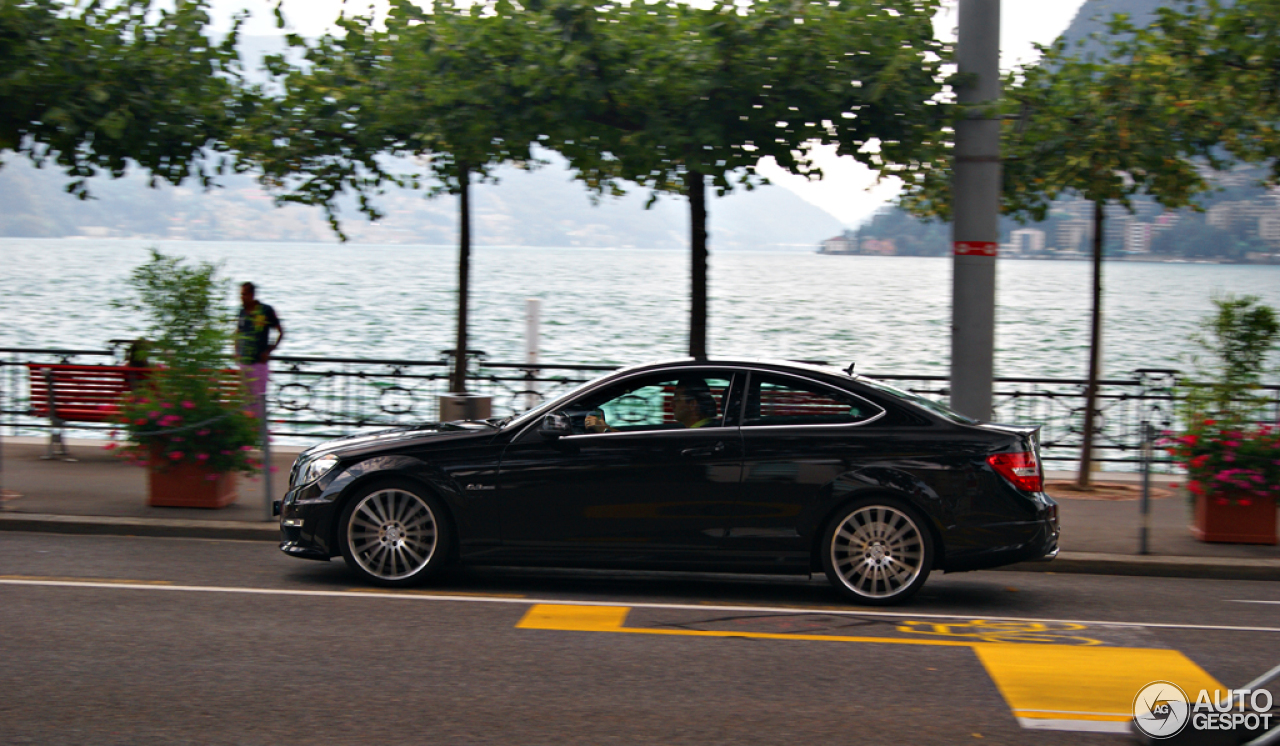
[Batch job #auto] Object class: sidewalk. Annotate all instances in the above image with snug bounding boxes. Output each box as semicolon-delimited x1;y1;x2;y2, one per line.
1;436;1277;580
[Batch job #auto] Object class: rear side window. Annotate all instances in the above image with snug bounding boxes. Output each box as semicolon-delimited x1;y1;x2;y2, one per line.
744;374;883;427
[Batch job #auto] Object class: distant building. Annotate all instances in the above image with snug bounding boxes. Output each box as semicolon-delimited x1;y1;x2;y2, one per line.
1007;228;1045;255
861;238;897;256
818;234;854;254
1125;222;1154;253
1056;220;1091;253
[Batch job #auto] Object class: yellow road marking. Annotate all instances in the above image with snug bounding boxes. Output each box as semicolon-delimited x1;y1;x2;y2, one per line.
0;574;172;585
517;604;974;647
519;604;1230;735
974;644;1226;731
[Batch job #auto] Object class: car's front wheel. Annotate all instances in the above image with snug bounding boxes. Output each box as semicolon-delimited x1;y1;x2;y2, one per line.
821;498;934;605
338;480;452;587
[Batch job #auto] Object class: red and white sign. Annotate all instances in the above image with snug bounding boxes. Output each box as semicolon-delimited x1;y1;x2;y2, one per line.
953;241;998;257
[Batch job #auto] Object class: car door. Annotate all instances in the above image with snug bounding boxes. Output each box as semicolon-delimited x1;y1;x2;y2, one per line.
734;371;888;562
496;370;743;565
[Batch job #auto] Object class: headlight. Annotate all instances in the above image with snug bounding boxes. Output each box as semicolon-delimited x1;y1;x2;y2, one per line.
300;454;340;485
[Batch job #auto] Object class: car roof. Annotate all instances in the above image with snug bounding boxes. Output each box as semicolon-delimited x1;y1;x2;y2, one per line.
616;357;854;380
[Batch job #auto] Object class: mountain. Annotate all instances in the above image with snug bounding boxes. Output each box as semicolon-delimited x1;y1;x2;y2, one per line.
0;154;847;249
0;31;845;251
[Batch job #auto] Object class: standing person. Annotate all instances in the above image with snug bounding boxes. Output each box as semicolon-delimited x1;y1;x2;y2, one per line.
235;282;284;419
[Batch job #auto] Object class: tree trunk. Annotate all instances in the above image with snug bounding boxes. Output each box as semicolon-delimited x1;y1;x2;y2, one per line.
1077;199;1105;489
688;169;708;360
451;167;471;394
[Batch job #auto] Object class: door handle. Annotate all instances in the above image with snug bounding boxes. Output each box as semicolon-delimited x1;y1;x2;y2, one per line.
681;441;726;458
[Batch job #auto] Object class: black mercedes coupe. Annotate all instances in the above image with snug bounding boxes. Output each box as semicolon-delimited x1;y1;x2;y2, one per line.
277;358;1059;604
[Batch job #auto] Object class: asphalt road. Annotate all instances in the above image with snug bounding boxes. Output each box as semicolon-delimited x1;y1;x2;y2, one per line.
2;533;1277;745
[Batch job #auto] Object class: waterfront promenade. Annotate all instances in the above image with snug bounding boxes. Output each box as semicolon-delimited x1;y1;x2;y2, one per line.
2;436;1276;581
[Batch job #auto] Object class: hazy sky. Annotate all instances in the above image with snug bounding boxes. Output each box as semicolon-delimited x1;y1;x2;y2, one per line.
206;0;1090;227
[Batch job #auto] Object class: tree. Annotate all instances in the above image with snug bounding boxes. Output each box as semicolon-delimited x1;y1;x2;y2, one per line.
244;0;560;393
903;26;1226;488
551;0;950;359
1132;0;1280;184
0;0;243;197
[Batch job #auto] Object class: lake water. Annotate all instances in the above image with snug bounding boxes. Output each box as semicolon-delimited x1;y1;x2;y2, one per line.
4;238;1280;380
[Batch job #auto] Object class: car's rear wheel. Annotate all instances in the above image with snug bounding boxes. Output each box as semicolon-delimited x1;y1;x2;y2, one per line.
338;480;451;587
821;498;934;605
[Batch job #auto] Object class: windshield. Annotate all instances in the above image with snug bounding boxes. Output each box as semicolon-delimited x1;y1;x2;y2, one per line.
499;376;608;431
855;377;979;425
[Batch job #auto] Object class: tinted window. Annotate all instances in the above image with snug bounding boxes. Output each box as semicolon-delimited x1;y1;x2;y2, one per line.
744;374;881;427
853;376;977;424
562;373;735;434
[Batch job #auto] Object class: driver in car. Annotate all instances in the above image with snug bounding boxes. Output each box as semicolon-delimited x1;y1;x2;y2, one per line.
672;379;718;428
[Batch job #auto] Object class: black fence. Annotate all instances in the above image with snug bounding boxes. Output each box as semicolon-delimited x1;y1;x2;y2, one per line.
4;347;1277;471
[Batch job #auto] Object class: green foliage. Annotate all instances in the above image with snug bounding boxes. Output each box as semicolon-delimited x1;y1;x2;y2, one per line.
1138;0;1280;184
1168;295;1280;504
111;250;260;474
0;0;244;197
1184;295;1280;419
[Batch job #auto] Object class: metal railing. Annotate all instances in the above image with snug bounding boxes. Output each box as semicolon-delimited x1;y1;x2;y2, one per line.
4;347;1277;470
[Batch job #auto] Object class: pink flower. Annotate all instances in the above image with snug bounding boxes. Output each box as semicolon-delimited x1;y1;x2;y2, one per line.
168;451;183;461
240;445;254;452
148;411;161;419
196;453;209;462
181;400;195;409
1239;498;1253;507
103;442;118;451
197;429;210;437
161;402;172;409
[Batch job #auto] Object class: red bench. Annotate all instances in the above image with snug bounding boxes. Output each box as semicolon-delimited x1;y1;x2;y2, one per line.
27;363;149;459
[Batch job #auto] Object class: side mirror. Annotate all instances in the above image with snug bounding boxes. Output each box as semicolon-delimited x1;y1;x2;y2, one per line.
539;412;573;439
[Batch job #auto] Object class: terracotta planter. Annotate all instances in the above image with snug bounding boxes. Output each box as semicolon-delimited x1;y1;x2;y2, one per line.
1191;491;1277;545
147;448;238;509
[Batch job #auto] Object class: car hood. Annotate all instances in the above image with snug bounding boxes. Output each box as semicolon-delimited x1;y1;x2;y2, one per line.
300;421;499;459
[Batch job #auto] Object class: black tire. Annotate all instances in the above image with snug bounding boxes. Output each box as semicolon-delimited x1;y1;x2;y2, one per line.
821;497;934;605
337;479;452;587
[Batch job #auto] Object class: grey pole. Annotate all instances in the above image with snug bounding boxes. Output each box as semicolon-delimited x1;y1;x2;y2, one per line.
950;0;1002;422
261;392;273;522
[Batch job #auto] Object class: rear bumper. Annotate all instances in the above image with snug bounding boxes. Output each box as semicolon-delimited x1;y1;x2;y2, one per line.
942;497;1060;573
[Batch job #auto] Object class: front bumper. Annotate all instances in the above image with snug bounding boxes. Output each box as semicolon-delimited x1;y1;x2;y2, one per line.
276;483;339;562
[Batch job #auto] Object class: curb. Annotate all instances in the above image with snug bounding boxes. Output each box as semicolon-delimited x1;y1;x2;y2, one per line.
999;551;1280;582
3;512;1278;581
0;512;278;542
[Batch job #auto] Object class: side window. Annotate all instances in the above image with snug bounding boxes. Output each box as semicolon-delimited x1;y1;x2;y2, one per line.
562;373;735;434
745;374;882;427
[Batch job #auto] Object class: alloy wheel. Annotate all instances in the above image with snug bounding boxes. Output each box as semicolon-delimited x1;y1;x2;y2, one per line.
346;487;438;582
828;504;927;601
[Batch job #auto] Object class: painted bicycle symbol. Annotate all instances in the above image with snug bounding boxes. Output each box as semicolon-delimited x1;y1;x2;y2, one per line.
896;619;1103;646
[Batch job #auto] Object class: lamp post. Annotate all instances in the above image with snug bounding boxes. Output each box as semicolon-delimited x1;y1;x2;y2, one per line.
950;0;1001;421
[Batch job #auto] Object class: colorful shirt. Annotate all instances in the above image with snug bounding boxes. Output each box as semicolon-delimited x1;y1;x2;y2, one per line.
236;302;280;364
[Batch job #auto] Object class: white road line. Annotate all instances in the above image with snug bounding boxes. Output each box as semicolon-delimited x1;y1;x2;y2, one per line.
1229;600;1280;605
5;577;1280;633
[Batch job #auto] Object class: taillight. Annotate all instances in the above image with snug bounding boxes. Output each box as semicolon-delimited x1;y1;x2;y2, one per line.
988;451;1043;492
